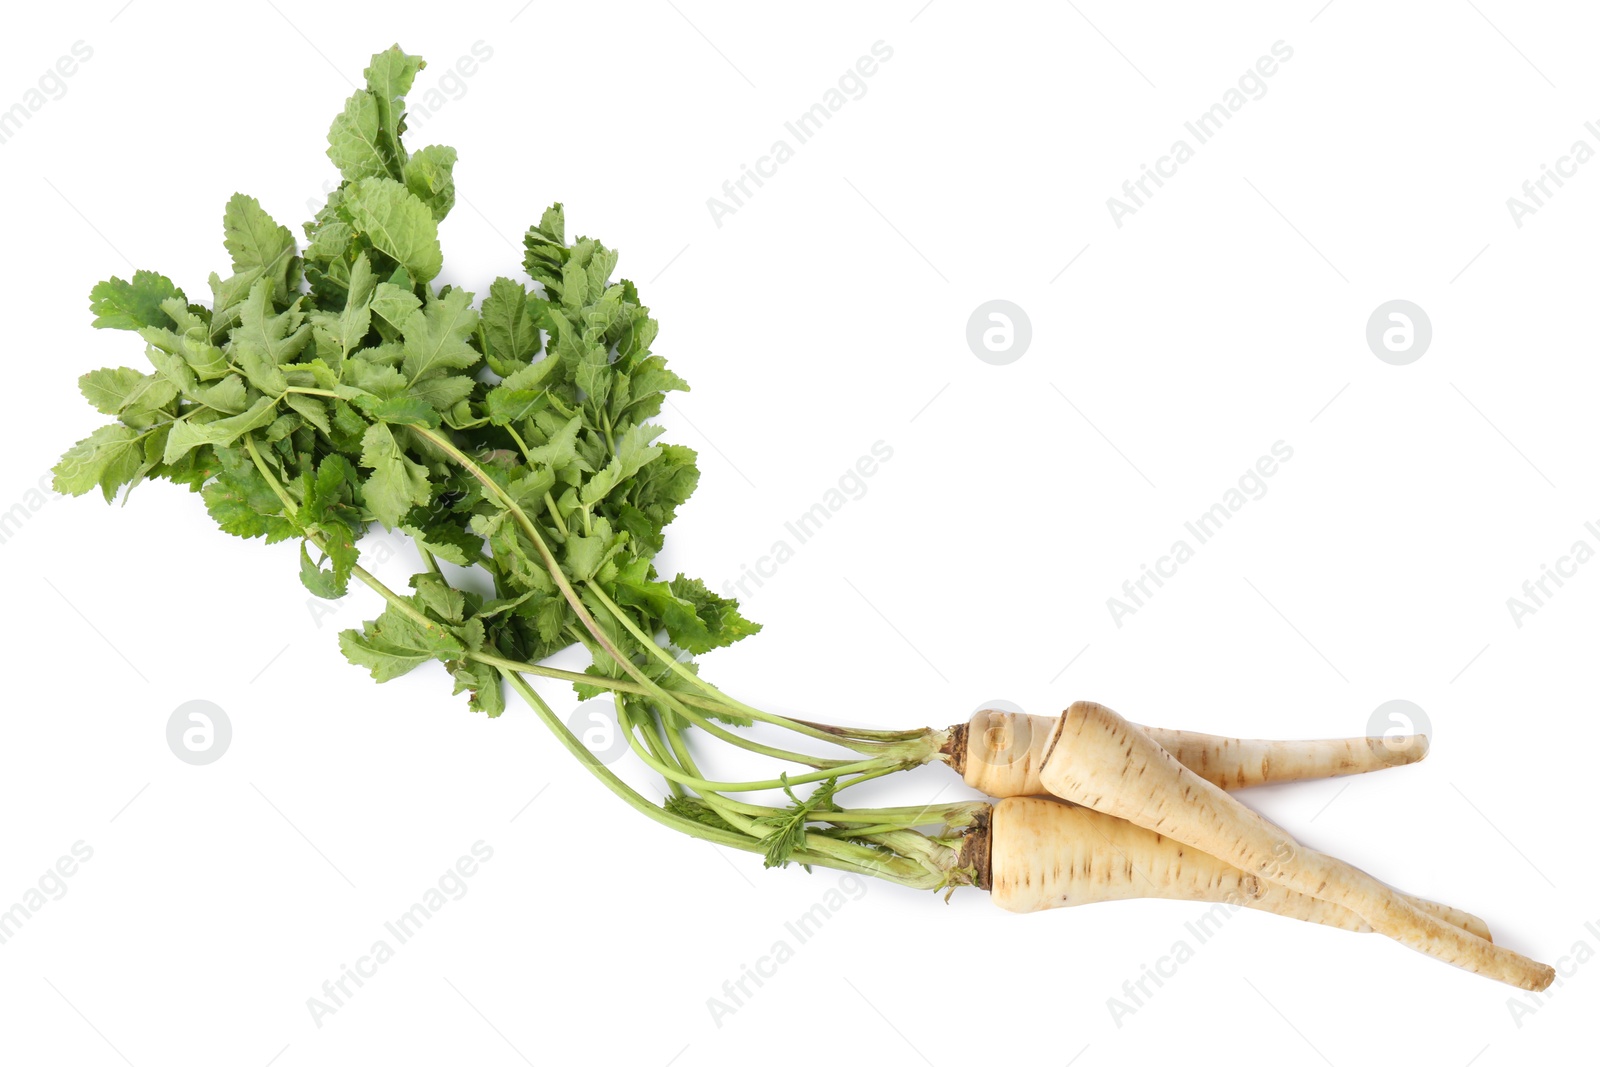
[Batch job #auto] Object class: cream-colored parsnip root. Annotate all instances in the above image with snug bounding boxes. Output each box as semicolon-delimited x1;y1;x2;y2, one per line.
1037;701;1554;991
988;796;1490;941
949;708;1429;797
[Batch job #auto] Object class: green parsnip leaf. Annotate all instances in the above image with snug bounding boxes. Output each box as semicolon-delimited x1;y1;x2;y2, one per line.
79;367;153;414
480;277;540;375
402;287;479;382
403;145;457;221
89;272;185;331
163;395;280;463
340;599;463;682
363;46;424;168
58;47;777;856
53;424;145;500
359;422;432;526
344;177;442;283
224;194;293;277
327;90;392;182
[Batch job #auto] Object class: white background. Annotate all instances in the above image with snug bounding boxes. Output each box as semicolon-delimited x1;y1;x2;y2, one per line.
2;2;1597;1065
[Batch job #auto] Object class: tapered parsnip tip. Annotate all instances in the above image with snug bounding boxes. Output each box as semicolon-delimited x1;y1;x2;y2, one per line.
1369;732;1429;768
1041;701;1555;990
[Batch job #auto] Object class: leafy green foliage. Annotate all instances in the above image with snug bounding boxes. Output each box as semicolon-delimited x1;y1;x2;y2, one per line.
343;177;442;283
359;422;432;526
664;795;738;833
340;596;465;682
88;271;186;331
55;44;756;726
752;777;841;869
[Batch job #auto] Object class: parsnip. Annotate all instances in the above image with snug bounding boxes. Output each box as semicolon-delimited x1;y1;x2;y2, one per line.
951;708;1429;797
989;796;1489;940
1037;701;1554;991
1140;725;1427;790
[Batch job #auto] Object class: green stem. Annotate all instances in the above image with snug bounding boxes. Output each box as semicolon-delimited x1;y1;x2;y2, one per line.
451;652;867;768
582;581;892;751
249;433;957;889
619;742;894;794
409;426;671;697
500;671;935;886
244;435;442;637
653;705;944;879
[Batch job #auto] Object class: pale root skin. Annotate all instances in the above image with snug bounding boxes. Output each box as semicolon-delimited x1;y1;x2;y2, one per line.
1138;726;1429;791
1037;701;1555;991
989;796;1491;941
958;709;1430;797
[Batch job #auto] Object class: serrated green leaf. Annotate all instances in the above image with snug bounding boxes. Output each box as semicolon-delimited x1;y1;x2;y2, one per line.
358;421;432;526
78;368;151;415
401;287;479;382
194;374;249;414
401;521;482;566
369;280;422;336
480;277;539;375
667;574;762;653
580;422;665;506
403;144;457;221
409;572;465;623
230;277;312;371
344;177;442;283
339;598;463;683
342;358;409;399
202;463;297;543
285;392;333;435
311;252;377;359
486;385;549;427
449;659;505;717
407;374;476;414
369;395;440;428
140;299;230;381
363;46;424;166
526;413;584;470
53;424;145;501
223;193;297;299
163;396;279;464
89;272;185;332
327;90;393;182
751;777;839;869
500;353;562;394
300;526;357;599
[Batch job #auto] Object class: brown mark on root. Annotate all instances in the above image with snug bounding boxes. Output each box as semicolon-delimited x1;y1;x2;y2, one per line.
959;808;992;891
941;721;968;773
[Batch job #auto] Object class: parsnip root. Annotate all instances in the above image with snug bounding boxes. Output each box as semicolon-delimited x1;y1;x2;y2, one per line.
952;708;1430;797
1139;725;1428;791
989;796;1490;941
1036;701;1553;991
